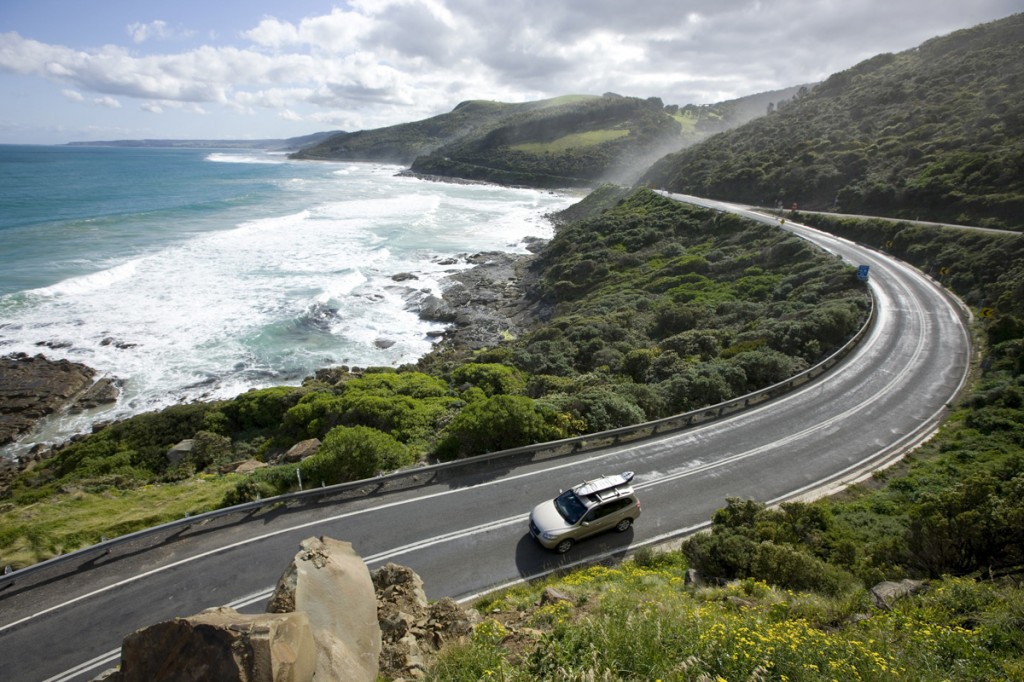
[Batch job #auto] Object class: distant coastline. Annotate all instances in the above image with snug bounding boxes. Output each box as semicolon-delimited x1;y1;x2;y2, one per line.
64;130;343;151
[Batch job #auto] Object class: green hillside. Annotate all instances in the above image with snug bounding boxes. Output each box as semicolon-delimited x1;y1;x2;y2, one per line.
291;98;526;165
293;88;806;187
642;13;1024;230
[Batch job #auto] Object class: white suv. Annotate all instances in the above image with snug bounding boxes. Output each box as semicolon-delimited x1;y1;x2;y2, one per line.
529;471;641;553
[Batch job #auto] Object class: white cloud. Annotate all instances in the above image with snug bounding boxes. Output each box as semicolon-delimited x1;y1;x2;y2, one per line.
1;0;1019;143
127;20;194;44
94;96;122;108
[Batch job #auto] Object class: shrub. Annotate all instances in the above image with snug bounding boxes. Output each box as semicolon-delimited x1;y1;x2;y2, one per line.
299;425;412;484
435;394;563;460
750;541;858;596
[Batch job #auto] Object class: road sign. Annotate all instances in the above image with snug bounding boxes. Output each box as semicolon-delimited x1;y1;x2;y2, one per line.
857;265;870;282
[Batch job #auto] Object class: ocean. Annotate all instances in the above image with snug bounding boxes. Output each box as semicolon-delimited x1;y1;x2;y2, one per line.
0;145;574;453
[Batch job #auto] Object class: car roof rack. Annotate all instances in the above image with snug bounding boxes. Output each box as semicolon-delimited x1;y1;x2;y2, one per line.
575;471;634;499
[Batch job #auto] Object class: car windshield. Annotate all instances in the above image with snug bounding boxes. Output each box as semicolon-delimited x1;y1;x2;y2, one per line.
554;490;589;525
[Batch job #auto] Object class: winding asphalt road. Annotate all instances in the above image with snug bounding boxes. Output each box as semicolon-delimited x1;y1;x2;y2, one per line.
0;195;972;682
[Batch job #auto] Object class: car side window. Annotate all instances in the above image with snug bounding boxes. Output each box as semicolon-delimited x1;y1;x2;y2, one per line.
587;496;632;522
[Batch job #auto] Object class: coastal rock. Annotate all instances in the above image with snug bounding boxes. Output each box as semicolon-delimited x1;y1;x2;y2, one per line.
70;377;122;412
105;606;316;682
392;272;419;282
267;537;381;682
416;251;548;352
0;353;97;447
416;294;457;322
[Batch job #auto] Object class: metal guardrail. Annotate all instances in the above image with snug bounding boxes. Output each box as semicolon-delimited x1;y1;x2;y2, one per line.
1;292;875;594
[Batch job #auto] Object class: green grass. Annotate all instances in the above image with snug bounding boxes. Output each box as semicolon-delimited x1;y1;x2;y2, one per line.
0;474;243;569
671;109;698;133
427;553;1024;681
533;94;600;109
511;129;630;154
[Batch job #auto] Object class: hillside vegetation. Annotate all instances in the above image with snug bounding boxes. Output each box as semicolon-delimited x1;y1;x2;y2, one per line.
293;87;806;187
642;13;1024;231
1;189;868;566
428;215;1024;681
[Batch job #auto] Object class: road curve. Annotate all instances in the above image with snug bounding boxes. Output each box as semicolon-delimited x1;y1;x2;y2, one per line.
0;195;972;682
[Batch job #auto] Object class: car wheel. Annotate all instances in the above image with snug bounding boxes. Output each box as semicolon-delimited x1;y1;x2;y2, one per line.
555;538;574;553
615;518;632;532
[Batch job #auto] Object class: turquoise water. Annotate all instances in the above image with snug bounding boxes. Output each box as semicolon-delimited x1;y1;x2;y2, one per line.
0;145;573;450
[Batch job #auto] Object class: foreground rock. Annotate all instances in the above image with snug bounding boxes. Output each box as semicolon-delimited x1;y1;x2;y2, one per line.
105;607;316;682
373;563;478;680
94;538;477;681
267;537;381;681
0;353;120;447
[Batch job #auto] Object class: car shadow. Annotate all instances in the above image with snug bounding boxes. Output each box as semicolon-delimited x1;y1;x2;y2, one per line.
513;527;636;579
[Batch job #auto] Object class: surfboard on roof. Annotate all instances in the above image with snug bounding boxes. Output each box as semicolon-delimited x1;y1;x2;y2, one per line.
575;471;634;497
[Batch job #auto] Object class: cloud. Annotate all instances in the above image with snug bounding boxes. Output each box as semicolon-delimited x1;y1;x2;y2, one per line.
1;0;1019;139
94;96;122;108
127;20;194;44
62;89;84;102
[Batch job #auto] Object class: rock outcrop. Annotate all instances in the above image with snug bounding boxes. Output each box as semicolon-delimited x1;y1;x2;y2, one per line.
416;251;551;352
373;562;478;680
93;539;478;681
0;353;112;446
267;537;381;682
282;439;320;463
870;578;927;610
104;607;316;682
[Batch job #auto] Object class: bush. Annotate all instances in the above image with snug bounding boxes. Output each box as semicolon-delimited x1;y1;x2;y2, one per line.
299;425;412;484
190;430;234;471
435;394;564;460
750;541;858;596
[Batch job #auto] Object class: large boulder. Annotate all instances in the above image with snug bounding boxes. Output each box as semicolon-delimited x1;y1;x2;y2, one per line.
267;537;381;682
107;606;315;682
282;439;320;463
870;579;927;610
166;439;194;467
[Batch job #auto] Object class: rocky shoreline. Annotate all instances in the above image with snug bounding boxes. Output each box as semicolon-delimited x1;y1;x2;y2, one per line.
0;353;121;491
0;247;546;488
411;243;550;353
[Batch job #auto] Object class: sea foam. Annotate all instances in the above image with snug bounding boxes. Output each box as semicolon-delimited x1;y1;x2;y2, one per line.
0;149;574;453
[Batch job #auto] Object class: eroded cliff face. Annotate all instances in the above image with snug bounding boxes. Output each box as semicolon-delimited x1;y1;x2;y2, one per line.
95;537;478;682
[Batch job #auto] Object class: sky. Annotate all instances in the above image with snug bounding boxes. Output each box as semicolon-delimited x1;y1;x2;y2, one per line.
1;0;1021;144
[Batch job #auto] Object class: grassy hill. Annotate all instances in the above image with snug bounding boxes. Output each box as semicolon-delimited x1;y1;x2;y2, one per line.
292;88;807;187
642;13;1024;231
